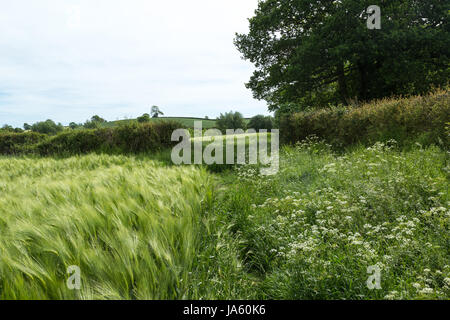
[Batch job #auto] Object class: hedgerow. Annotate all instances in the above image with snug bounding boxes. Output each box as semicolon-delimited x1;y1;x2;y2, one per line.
280;89;449;148
0;121;183;156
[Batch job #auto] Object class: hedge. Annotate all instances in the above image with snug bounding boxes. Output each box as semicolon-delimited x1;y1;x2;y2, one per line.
0;121;183;156
280;89;449;148
0;132;47;155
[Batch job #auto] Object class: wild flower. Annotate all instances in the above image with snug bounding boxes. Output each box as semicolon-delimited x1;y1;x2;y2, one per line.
419;288;434;295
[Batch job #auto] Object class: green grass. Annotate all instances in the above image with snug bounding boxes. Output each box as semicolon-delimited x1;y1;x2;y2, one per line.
215;139;449;299
0;138;448;300
0;155;225;299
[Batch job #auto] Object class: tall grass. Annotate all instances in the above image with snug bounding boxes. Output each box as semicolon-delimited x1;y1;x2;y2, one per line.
0;136;448;300
0;154;218;299
215;139;449;299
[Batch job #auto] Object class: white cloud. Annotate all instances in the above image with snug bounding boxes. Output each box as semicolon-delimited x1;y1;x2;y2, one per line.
0;0;267;127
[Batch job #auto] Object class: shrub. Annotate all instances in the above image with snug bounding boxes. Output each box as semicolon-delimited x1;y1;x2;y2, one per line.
0;132;47;155
280;89;450;148
31;119;64;135
37;121;183;156
248;115;274;131
69;122;82;129
216;111;247;133
137;113;151;123
82;115;107;129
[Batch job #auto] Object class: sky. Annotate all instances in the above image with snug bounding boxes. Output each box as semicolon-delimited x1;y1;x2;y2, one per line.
0;0;268;127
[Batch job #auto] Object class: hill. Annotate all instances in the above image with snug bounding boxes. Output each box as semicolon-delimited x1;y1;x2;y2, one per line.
102;117;218;129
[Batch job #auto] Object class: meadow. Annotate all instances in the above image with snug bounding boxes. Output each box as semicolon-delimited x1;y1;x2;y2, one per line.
0;138;448;300
216;139;449;299
0;91;448;300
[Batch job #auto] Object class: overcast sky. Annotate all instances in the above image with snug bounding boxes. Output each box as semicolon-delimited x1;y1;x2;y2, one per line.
0;0;268;127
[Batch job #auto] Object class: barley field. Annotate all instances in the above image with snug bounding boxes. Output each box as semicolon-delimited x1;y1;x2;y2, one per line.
0;155;215;299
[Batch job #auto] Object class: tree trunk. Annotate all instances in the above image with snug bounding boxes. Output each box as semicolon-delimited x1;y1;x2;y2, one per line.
358;62;368;102
337;63;350;105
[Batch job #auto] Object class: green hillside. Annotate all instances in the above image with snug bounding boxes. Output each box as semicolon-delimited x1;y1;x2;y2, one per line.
102;117;252;129
102;117;218;129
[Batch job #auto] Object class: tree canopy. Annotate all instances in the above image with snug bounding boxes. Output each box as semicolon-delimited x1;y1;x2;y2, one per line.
84;115;107;129
31;119;64;135
248;115;274;130
235;0;450;111
151;106;164;118
216;111;247;132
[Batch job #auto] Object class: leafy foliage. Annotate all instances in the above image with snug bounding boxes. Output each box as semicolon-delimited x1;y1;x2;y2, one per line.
30;119;64;135
248;115;274;131
280;88;450;148
0;121;183;156
0;132;47;155
216;111;247;132
137;113;151;123
38;121;182;156
235;0;450;110
151;106;164;118
84;115;107;129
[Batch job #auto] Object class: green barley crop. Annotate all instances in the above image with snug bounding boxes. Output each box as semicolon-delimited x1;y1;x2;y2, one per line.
0;154;215;299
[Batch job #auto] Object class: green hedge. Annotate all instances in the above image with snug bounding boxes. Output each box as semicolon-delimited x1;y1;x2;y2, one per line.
0;132;47;155
0;121;183;156
280;89;450;148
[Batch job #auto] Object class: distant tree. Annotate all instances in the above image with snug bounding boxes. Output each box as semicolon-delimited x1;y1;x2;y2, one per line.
248;115;274;131
205;116;209;120
90;115;106;123
31;120;63;135
151;106;164;118
1;124;14;132
14;127;23;133
23;123;31;130
83;121;100;129
137;113;151;123
84;115;107;129
216;111;247;132
69;122;81;129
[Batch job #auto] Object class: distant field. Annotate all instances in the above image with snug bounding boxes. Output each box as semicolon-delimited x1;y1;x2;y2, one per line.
103;117;218;129
102;117;252;129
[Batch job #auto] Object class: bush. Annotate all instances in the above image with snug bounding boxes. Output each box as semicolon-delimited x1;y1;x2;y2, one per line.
31;119;64;135
69;122;82;129
0;132;47;155
137;113;151;123
248;115;274;131
37;121;183;156
280;89;450;148
216;111;247;133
